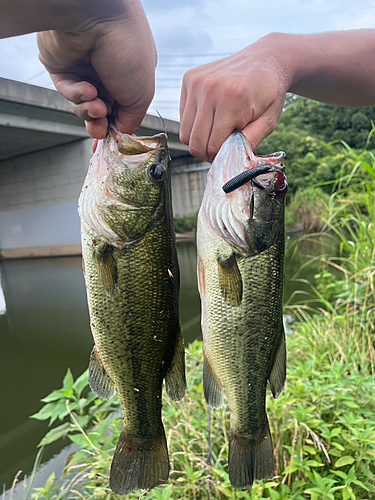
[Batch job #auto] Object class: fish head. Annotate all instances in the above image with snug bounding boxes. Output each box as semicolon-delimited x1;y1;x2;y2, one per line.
245;151;287;254
78;129;171;245
199;131;287;255
250;151;288;220
108;131;170;211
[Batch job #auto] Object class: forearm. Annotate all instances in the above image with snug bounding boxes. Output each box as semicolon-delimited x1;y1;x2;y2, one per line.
0;0;127;38
273;30;375;107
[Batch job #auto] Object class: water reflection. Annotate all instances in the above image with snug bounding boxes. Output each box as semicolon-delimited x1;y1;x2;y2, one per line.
0;257;92;489
0;236;330;489
0;270;6;315
0;243;202;489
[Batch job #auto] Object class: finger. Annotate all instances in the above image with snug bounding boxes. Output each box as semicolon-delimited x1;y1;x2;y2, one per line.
50;74;99;104
179;95;197;148
96;83;113;115
203;98;253;162
85;118;108;140
241;105;281;150
179;77;188;120
115;107;147;135
69;98;108;121
205;112;241;163
186;102;215;162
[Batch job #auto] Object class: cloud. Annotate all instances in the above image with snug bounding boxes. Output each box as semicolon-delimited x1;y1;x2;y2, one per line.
0;33;52;88
1;0;375;123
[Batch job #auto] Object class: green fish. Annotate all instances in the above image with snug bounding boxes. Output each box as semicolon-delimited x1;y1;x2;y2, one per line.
78;129;186;495
196;131;287;489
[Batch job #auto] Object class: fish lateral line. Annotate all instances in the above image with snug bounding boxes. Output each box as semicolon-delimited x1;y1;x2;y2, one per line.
222;165;274;194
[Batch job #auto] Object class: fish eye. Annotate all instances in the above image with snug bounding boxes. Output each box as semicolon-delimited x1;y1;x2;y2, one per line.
148;164;164;181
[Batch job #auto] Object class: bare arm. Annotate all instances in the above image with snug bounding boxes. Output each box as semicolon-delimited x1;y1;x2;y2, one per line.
180;30;375;162
1;0;157;138
0;0;81;37
285;30;375;107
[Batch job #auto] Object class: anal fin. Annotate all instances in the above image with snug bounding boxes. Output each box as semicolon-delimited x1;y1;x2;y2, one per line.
89;345;116;400
203;353;224;409
218;253;243;307
165;325;186;402
268;328;287;399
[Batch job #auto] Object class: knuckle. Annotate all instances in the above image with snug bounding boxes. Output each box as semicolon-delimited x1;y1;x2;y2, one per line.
183;69;198;88
201;78;216;96
189;142;205;160
223;79;247;103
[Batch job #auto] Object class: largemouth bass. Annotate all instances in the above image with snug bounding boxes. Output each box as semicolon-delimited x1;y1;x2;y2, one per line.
197;131;287;489
78;129;186;495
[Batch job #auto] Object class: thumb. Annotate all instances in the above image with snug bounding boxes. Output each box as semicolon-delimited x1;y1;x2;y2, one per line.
114;107;146;135
241;100;284;150
241;115;277;151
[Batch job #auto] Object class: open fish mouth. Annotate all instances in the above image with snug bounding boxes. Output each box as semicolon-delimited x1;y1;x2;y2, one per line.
109;125;167;156
222;151;286;194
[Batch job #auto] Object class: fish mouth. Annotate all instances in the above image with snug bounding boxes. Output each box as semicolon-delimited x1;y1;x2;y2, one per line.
109;126;168;156
222;151;287;197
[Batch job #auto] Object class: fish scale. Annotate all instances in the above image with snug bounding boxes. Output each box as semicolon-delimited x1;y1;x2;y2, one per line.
197;131;287;489
79;131;186;495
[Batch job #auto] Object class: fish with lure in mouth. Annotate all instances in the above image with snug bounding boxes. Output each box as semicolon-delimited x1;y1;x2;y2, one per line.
197;131;288;490
78;129;186;495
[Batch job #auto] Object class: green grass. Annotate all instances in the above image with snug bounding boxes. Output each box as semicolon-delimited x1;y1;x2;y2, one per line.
286;187;330;232
23;329;375;500
173;212;198;234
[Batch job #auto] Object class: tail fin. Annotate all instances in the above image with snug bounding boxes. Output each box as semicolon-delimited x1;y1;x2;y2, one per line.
110;429;169;495
228;421;275;490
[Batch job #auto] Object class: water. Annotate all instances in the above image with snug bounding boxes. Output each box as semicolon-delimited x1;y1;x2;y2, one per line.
0;236;327;490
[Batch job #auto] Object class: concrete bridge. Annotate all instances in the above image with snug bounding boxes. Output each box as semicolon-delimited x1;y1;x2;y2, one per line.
0;78;209;258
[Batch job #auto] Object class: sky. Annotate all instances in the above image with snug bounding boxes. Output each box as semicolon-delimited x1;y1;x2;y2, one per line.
1;0;375;122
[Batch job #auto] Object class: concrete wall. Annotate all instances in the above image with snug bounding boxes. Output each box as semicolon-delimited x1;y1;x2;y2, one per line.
0;139;209;255
0;139;91;252
171;157;209;219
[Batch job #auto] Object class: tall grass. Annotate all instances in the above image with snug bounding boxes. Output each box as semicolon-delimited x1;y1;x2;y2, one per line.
286;187;330;231
287;142;375;376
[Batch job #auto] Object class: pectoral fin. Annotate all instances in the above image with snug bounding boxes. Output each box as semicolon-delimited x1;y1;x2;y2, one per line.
89;345;116;400
164;325;186;402
268;328;287;399
93;243;118;298
218;253;243;307
197;258;206;300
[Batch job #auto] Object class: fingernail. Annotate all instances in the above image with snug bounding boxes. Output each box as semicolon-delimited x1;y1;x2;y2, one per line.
80;94;92;102
87;111;102;119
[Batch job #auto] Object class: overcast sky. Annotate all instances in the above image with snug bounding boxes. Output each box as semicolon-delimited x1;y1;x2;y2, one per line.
1;0;375;122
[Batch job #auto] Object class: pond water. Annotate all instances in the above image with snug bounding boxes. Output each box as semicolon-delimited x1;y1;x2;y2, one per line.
0;236;327;490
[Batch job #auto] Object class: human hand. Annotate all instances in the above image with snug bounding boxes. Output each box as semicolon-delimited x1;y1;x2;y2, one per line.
37;0;157;139
179;33;291;163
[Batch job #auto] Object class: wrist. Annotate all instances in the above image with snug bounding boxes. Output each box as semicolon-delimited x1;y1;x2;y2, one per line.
258;33;301;94
249;32;295;98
